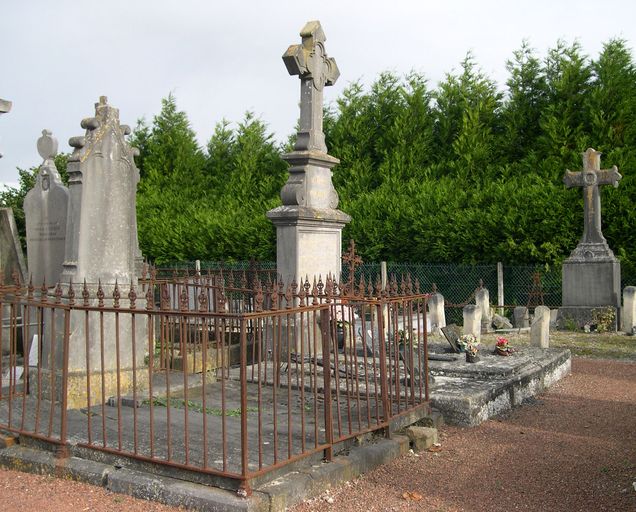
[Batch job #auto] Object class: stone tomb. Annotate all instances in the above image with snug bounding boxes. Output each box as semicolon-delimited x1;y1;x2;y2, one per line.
24;130;69;286
558;149;622;329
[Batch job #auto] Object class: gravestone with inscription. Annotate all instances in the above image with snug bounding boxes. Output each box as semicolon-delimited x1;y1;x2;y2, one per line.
557;149;622;329
24;130;69;286
267;21;350;286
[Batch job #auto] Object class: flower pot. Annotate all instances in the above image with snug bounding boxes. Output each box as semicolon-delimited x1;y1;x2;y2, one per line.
465;353;479;363
495;347;511;356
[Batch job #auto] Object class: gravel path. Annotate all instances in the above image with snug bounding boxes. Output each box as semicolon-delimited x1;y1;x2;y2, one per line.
0;358;634;512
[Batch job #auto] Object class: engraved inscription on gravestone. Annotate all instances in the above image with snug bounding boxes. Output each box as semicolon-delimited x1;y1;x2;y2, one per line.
24;130;69;286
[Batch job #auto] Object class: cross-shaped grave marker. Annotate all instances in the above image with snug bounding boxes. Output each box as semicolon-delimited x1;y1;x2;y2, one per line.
341;239;363;292
563;148;622;246
283;20;339;153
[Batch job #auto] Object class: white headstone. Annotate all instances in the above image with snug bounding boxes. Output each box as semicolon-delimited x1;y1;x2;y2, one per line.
428;291;446;335
622;286;636;334
531;305;550;348
475;286;492;332
463;304;482;342
24;130;69;286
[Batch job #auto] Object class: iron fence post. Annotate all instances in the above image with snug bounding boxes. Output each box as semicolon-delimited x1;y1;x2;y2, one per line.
239;317;252;495
320;305;333;461
376;300;391;438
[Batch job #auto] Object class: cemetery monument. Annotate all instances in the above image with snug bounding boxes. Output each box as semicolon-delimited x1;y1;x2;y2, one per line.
558;148;622;329
267;20;350;285
24;130;69;286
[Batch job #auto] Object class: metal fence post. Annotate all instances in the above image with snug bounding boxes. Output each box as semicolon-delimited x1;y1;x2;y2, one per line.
376;301;391;437
497;262;504;316
320;305;334;461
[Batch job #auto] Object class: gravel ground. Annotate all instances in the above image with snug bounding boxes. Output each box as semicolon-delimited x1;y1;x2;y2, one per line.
0;357;634;512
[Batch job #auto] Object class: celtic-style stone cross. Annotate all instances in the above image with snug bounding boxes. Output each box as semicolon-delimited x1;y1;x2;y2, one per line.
283;20;339;153
563;148;622;245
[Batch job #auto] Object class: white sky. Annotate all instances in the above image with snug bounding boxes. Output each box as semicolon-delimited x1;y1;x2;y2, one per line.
1;0;635;186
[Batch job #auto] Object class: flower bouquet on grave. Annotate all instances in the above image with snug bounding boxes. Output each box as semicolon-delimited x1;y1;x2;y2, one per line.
458;334;480;362
494;336;513;356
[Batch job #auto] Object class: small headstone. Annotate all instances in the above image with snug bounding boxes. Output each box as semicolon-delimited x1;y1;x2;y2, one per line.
428;291;446;335
441;324;461;353
531;305;550;348
24;130;69;286
475;286;492;333
492;313;513;330
622;286;636;334
0;208;27;284
463;305;482;342
513;306;530;328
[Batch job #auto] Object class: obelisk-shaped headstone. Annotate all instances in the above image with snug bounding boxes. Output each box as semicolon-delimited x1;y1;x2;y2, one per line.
24;130;69;286
62;96;143;285
267;21;350;286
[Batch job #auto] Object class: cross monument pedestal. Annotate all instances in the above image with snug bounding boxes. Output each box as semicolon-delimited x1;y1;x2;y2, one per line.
558;148;622;330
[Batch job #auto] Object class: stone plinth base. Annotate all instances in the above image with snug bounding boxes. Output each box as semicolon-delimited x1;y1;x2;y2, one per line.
556;306;618;331
267;205;351;286
562;259;620;308
30;367;149;410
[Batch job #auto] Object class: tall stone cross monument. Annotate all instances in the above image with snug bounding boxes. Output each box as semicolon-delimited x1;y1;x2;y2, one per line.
0;98;11;159
559;148;622;328
267;21;351;285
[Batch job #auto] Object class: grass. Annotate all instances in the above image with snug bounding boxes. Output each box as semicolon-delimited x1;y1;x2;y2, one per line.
480;331;636;361
142;396;258;416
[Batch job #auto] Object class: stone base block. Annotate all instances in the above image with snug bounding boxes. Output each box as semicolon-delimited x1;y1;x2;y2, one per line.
556;306;618;331
562;259;620;308
30;367;149;410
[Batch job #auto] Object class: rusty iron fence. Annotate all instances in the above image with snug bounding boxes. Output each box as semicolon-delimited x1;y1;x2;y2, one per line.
0;271;429;493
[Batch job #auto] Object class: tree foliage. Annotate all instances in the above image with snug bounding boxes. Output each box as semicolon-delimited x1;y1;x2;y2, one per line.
3;39;636;273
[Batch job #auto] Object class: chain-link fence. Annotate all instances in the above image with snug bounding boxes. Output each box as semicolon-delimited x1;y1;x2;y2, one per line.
159;259;635;324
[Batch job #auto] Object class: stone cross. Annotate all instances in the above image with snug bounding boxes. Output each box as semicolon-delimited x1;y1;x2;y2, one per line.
283;20;340;153
563;148;622;245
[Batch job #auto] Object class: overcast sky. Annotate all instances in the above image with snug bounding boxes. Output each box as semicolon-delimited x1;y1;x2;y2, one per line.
1;0;635;186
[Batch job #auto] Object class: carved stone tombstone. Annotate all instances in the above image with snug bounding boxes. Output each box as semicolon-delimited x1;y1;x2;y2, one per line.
558;149;622;329
40;97;146;408
24;130;69;286
267;21;350;286
62;96;143;284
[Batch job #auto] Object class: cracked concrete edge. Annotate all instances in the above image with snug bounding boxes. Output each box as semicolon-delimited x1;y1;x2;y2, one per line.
0;445;269;512
257;434;410;511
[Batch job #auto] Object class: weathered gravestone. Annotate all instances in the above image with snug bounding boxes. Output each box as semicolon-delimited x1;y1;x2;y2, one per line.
40;97;146;408
0;208;27;357
475;283;492;333
513;306;530;328
0;208;27;285
428;286;446;335
622;286;636;334
463;304;482;342
558;149;622;329
267;21;350;286
441;324;461;353
24;130;69;286
531;305;550;348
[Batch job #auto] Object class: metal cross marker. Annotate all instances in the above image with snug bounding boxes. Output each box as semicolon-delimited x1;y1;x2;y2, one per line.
283;20;340;153
563;148;622;244
342;239;363;289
